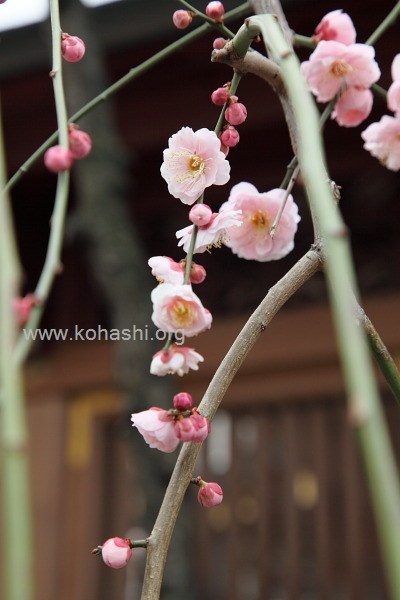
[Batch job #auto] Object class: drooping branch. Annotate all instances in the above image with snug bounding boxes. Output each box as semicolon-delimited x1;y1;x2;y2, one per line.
141;247;322;599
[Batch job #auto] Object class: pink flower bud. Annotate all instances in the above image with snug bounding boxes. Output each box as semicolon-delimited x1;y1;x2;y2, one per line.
225;102;247;126
173;392;193;411
211;86;230;106
175;411;210;443
61;34;86;63
101;537;132;569
198;481;223;507
213;37;227;50
220;126;240;147
206;1;225;22
44;145;74;173
68;125;92;159
13;294;38;325
190;262;207;284
189;203;213;226
172;10;192;29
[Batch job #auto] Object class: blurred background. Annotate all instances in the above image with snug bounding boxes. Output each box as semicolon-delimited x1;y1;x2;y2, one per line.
0;0;400;598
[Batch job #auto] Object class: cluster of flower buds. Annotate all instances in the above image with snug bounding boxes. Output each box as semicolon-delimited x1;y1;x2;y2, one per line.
172;2;224;30
131;393;210;452
44;124;92;173
211;84;247;153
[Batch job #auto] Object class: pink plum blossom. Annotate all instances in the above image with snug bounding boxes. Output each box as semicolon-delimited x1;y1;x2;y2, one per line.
313;10;356;46
150;345;204;376
131;407;179;452
361;115;400;171
61;34;86;62
387;55;400;116
206;1;225;22
175;411;210;442
101;537;132;569
176;206;242;253
148;256;206;285
148;256;186;285
220;182;300;261
161;127;230;205
301;41;380;103
44;145;74;173
198;481;223;507
172;10;192;29
332;87;373;127
151;284;212;337
68;125;92;159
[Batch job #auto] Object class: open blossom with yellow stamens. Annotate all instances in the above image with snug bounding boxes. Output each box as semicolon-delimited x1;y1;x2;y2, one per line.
151;283;212;337
221;182;300;261
160;127;230;205
301;41;380;103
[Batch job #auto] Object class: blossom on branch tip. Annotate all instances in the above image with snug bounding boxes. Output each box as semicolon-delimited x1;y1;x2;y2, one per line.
101;537;132;569
161;127;230;205
301;41;380;103
332;87;373;127
131;405;210;452
68;125;92;159
172;10;193;29
44;145;74;173
313;10;356;46
220;182;300;261
206;1;225;22
197;480;223;507
151;284;212;337
361;115;400;171
176;207;242;254
61;33;86;62
148;256;206;285
150;345;204;376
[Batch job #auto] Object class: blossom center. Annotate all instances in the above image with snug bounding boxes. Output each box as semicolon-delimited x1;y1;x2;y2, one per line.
188;155;206;176
250;210;270;229
330;59;352;78
169;300;195;328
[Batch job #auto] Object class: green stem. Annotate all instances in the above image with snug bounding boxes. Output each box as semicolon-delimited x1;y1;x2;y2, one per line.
292;33;315;49
372;83;388;101
366;0;400;45
2;3;250;196
13;0;71;365
0;97;34;600
247;15;400;599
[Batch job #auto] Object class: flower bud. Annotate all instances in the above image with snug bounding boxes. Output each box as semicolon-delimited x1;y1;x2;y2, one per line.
197;481;223;507
206;1;225;22
101;537;132;569
172;10;192;29
225;102;247;126
211;86;230;106
190;262;207;284
189;203;213;226
44;145;74;173
68;125;92;159
61;34;86;63
173;392;193;411
220;126;240;147
213;37;227;50
13;294;38;325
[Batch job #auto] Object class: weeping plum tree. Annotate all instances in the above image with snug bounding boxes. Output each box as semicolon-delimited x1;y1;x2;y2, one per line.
1;1;400;599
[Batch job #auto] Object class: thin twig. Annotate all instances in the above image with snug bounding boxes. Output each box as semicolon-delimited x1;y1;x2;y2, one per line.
270;163;299;238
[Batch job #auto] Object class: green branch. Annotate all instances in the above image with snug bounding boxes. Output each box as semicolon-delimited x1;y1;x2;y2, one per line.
246;14;400;600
